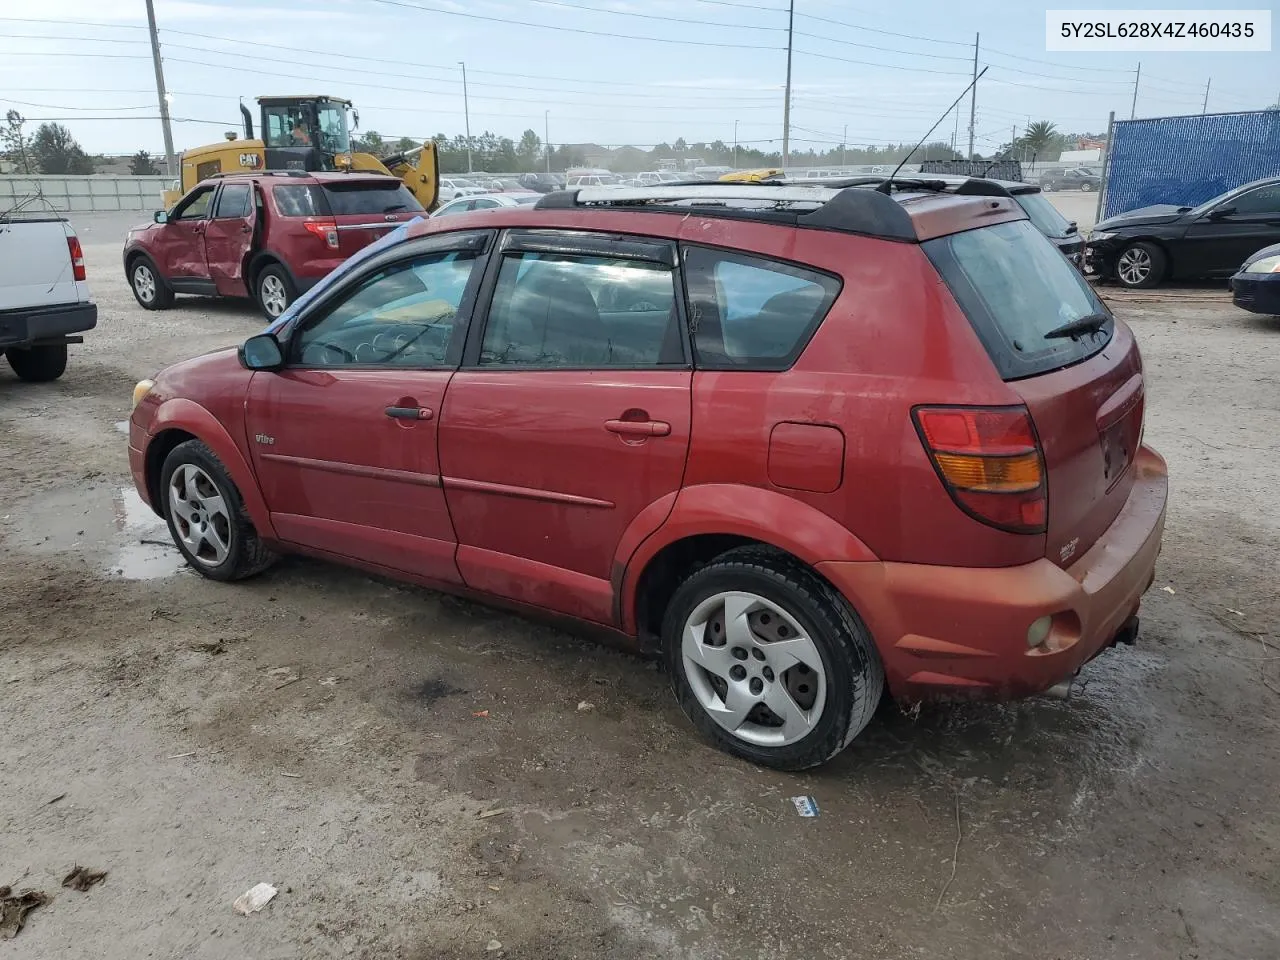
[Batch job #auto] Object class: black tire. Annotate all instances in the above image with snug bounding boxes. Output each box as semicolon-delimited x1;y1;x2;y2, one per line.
662;546;883;771
1115;240;1167;289
129;256;174;310
6;344;68;382
256;263;296;321
160;439;278;581
1080;181;1095;192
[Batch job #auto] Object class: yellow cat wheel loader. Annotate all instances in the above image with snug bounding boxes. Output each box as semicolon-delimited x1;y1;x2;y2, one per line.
161;95;438;211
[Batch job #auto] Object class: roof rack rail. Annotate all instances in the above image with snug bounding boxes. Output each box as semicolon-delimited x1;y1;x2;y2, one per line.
198;169;316;181
533;183;919;241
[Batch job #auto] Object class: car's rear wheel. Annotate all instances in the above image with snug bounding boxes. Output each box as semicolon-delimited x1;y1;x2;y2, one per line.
1080;182;1095;192
663;547;883;770
6;344;67;382
256;264;295;320
1115;241;1167;288
160;439;277;582
130;258;173;310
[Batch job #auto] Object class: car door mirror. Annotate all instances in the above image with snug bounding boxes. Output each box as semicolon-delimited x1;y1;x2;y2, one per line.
154;211;168;224
239;333;284;371
1209;205;1236;220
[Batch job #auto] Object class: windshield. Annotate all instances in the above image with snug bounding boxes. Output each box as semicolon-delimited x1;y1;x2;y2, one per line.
452;178;479;188
1186;182;1258;218
315;104;350;155
1015;191;1073;239
924;219;1112;381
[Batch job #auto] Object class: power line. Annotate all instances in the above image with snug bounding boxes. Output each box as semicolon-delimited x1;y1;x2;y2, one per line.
791;30;972;61
356;0;784;49
795;47;970;75
520;0;785;32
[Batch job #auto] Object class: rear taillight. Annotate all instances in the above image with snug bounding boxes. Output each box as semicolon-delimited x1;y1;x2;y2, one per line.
913;405;1047;534
67;235;86;281
303;218;340;249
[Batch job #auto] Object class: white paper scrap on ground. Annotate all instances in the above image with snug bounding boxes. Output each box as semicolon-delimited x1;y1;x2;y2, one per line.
233;882;278;915
790;796;820;817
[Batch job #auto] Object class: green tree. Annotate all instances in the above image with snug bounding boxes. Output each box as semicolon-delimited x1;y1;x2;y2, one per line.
129;150;159;176
1020;120;1059;158
516;129;542;170
396;136;417;153
353;130;385;154
31;123;93;174
1;110;32;174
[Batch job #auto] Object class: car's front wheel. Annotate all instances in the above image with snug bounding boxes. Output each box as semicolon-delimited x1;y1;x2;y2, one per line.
1080;181;1095;192
663;547;883;770
130;257;174;310
256;264;295;320
160;439;278;581
1115;241;1167;288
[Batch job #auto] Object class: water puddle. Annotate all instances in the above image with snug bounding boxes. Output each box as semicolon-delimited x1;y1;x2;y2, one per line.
2;483;185;580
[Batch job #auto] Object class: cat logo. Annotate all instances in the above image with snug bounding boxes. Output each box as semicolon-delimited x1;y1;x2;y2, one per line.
255;433;275;446
239;153;262;168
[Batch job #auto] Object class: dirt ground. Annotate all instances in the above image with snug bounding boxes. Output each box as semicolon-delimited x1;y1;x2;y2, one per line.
2;207;1278;960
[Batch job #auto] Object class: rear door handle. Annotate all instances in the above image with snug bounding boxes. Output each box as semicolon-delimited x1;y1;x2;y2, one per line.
241;223;252;234
605;419;670;437
385;406;433;420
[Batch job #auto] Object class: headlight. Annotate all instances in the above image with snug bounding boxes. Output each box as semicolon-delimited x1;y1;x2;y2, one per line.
1244;255;1280;274
132;378;155;410
1088;231;1117;241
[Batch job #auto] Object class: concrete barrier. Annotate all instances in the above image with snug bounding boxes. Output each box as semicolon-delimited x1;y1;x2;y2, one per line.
0;175;169;212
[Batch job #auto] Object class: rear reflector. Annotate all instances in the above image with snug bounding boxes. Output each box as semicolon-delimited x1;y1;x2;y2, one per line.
303;218;340;249
67;235;86;281
914;405;1047;534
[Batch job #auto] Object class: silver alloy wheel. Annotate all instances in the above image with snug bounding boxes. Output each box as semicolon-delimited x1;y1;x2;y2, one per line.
133;263;157;303
681;591;827;747
1117;246;1152;286
168;463;232;567
260;274;288;317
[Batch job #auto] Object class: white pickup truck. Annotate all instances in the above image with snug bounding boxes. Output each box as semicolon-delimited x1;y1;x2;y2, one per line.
0;212;97;382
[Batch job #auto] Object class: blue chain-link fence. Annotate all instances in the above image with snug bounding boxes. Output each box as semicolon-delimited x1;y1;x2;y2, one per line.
1103;110;1280;218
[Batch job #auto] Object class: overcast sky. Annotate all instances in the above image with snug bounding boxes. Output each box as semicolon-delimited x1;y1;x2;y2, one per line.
0;0;1275;157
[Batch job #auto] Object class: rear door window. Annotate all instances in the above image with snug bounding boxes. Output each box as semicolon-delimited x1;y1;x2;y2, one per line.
681;246;840;370
924;219;1112;381
1013;191;1073;239
213;183;251;219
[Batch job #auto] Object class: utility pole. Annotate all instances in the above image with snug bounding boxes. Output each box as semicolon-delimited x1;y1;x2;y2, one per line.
842;123;847;168
1010;125;1016;160
1130;61;1141;119
544;109;550;173
733;119;739;169
1202;77;1211;114
144;0;176;177
1096;110;1115;225
458;61;473;172
967;32;979;160
782;0;794;168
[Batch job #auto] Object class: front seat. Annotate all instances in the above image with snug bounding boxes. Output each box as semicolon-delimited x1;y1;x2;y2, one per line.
509;266;611;365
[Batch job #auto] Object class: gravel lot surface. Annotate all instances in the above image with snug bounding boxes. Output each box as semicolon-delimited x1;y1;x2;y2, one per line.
1;205;1277;960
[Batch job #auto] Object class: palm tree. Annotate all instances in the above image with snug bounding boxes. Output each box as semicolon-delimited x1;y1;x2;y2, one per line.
1020;120;1058;158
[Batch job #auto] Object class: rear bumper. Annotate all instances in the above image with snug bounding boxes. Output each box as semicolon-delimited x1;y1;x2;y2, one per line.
0;301;97;349
819;445;1168;701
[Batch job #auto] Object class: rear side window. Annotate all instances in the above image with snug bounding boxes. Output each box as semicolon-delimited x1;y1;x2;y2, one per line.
924;219;1112;381
272;184;322;217
213;183;251;219
320;181;424;215
682;246;840;370
1014;191;1073;239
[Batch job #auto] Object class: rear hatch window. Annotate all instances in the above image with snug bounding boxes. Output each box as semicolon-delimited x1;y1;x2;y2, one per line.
272;181;423;217
923;219;1110;381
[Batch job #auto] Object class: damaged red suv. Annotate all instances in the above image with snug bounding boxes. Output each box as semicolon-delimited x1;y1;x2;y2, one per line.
123;171;424;319
127;180;1167;770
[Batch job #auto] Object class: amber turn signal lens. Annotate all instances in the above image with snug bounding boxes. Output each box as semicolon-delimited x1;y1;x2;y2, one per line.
932;451;1043;493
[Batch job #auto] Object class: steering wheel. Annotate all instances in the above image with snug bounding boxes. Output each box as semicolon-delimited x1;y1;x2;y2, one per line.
313;341;357;365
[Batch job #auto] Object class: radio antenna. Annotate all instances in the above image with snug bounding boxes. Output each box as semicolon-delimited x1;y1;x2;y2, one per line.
878;66;989;193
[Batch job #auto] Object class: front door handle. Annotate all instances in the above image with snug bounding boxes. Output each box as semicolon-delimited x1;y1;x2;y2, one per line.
385;405;432;420
605;418;670;437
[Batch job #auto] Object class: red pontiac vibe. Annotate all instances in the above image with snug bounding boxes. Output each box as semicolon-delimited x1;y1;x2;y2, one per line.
127;179;1167;769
